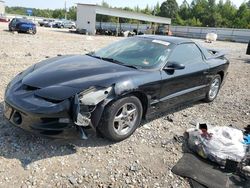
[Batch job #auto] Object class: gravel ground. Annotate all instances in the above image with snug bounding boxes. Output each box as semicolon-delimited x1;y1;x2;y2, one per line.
0;22;249;188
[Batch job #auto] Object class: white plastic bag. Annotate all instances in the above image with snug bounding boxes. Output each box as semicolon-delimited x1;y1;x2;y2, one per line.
201;126;246;163
188;126;246;165
206;33;218;41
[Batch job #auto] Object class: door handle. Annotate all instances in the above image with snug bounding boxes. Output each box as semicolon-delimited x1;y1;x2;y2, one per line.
203;71;209;75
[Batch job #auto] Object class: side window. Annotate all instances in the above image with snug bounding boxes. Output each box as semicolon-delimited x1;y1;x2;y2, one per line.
11;19;17;26
168;43;203;65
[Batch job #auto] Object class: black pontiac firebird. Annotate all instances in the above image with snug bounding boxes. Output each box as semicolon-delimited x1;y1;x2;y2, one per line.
4;35;229;141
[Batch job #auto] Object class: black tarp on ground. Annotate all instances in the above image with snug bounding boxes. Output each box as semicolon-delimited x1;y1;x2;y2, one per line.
172;153;250;188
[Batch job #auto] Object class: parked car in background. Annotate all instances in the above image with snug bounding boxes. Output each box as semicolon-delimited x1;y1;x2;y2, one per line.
49;20;76;29
4;36;229;142
39;19;55;27
44;21;55;28
9;18;36;34
0;16;10;22
52;21;63;28
61;21;76;29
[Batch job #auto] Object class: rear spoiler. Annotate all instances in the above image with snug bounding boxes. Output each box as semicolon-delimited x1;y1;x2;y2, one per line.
205;48;226;60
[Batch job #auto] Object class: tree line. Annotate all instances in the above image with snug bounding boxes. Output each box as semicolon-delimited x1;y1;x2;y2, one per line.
5;0;250;29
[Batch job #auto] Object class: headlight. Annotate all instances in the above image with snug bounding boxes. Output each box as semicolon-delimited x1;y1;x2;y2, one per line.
78;86;112;105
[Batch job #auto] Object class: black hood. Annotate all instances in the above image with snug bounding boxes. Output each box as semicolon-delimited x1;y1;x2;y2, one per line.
21;55;143;100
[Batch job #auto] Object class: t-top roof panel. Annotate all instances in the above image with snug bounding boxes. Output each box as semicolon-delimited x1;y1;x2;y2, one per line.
77;3;171;25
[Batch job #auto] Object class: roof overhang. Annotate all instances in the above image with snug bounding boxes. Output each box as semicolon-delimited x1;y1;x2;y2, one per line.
77;3;171;25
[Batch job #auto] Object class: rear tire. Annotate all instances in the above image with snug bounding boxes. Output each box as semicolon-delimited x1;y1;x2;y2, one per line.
98;96;143;142
204;74;221;102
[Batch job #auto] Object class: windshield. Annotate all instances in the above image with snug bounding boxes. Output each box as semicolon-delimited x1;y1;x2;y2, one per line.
92;37;173;69
17;18;33;23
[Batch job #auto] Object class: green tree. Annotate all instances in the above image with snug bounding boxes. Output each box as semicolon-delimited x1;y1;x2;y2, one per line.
186;17;202;26
141;4;152;15
175;14;185;25
67;6;76;20
153;2;161;16
179;0;190;20
205;0;217;26
52;9;64;19
217;0;237;27
247;0;250;8
234;3;250;28
159;0;179;20
190;0;209;26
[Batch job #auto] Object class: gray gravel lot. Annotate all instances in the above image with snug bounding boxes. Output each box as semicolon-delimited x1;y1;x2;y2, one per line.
0;22;249;188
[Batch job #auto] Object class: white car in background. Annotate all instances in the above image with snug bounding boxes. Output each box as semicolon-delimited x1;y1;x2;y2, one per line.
61;21;76;29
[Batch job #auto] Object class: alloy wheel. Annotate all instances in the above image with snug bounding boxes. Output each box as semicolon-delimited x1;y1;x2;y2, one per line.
209;78;220;99
113;103;138;136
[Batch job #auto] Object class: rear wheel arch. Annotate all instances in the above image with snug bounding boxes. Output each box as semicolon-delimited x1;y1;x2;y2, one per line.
217;71;224;82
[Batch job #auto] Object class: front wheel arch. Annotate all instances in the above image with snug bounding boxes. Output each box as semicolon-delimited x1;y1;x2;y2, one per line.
91;91;149;129
97;95;143;141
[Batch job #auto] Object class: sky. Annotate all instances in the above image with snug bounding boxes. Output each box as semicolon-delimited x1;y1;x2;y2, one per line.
4;0;245;10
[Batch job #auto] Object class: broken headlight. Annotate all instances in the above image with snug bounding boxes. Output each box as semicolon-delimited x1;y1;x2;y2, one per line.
74;86;112;127
78;86;112;106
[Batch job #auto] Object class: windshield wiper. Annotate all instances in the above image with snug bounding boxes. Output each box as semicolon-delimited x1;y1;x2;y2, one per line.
87;54;138;69
86;53;102;59
101;57;138;69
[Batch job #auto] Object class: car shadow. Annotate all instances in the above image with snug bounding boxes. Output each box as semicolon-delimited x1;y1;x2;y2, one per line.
2;29;34;35
0;99;202;168
232;57;250;64
141;100;203;126
0;101;112;168
51;29;78;35
2;29;10;33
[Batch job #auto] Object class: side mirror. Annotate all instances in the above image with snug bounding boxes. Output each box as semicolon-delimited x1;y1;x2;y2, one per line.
164;62;185;71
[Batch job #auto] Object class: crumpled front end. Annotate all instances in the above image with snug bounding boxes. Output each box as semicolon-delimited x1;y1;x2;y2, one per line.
4;75;77;138
3;70;114;139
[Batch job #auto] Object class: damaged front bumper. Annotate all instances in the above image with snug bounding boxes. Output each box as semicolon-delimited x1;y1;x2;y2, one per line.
3;99;83;139
4;80;112;139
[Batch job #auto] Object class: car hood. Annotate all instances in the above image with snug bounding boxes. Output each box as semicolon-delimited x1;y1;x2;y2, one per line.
21;55;142;100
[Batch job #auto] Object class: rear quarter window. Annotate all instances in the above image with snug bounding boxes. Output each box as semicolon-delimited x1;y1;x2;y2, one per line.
168;43;203;64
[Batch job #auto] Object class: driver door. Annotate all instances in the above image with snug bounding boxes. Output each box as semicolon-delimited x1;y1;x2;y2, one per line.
159;43;210;110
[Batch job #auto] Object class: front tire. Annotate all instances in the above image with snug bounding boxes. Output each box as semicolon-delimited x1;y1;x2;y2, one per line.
98;96;143;142
204;74;221;102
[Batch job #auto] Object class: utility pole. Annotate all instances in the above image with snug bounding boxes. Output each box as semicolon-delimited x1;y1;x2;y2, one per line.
65;0;67;20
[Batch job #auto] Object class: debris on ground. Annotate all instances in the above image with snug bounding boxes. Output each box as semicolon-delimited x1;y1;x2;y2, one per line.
172;123;250;188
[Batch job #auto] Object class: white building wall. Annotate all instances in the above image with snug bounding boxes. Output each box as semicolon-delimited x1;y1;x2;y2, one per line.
77;5;96;35
0;1;5;16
